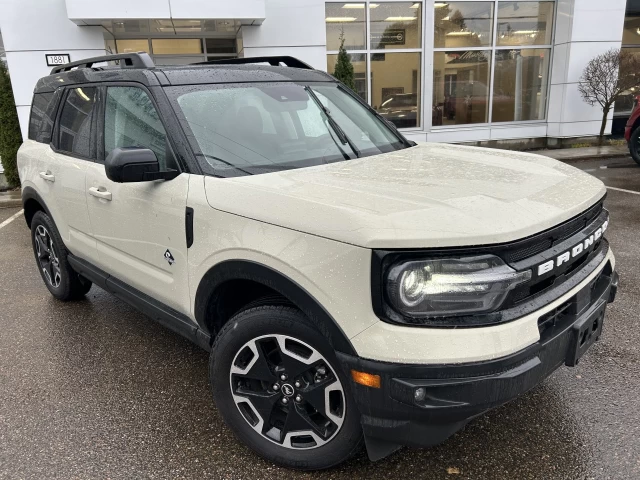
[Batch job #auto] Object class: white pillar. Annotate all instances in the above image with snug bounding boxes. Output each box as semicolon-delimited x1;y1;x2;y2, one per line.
0;0;106;138
239;0;327;70
546;0;627;138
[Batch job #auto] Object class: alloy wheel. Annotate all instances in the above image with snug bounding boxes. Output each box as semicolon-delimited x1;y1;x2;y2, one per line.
229;334;346;450
34;225;61;288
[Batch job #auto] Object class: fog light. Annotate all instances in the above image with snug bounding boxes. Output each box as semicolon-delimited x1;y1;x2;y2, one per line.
414;387;426;402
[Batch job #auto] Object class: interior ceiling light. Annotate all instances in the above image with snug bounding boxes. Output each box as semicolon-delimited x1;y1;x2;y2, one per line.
342;3;365;8
435;2;448;7
446;31;473;35
326;16;358;22
513;30;539;34
410;2;421;8
384;16;417;21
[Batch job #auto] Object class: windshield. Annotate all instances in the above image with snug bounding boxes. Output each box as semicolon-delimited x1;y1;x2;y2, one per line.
166;82;409;177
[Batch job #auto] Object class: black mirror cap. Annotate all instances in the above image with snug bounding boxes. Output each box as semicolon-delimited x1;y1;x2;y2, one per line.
105;147;160;183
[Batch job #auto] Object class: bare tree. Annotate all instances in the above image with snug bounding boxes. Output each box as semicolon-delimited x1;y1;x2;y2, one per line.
579;48;640;144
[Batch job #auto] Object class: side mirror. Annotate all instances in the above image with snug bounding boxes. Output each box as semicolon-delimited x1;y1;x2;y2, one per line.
105;147;178;183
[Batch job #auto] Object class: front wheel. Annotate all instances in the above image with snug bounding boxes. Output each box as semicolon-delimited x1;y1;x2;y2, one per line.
210;306;363;470
629;126;640;165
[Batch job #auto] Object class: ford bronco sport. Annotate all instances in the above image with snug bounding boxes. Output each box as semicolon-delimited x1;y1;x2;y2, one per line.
19;53;618;470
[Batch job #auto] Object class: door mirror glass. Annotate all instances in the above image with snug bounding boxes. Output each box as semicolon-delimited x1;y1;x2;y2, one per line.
105;147;161;183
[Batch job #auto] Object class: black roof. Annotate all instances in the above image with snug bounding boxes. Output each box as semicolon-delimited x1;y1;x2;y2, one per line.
34;53;336;94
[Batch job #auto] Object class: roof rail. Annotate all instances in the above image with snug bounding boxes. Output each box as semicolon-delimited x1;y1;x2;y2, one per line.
192;56;314;70
50;52;155;75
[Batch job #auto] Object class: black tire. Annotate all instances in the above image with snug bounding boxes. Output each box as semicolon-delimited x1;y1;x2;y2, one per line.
629;126;640;165
210;306;363;470
30;211;92;301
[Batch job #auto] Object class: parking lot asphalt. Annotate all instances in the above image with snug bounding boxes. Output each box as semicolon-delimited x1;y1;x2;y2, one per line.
1;156;639;480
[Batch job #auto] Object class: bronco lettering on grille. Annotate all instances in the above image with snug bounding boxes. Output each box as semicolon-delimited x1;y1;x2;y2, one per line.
537;220;608;277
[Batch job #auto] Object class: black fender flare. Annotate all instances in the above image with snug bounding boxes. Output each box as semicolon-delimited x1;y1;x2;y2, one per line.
21;186;52;227
194;260;357;356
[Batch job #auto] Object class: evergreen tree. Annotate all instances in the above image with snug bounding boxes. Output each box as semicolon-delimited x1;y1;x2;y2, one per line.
0;60;22;187
333;30;356;92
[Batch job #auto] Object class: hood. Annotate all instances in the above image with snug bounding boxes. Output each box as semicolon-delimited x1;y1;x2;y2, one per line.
204;143;606;249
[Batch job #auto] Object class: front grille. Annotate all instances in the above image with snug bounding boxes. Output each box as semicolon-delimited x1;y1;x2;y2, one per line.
500;200;604;263
505;207;610;309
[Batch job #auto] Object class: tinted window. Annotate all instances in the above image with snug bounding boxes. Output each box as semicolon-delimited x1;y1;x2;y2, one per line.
39;89;63;144
104;86;168;168
58;87;97;157
28;93;54;141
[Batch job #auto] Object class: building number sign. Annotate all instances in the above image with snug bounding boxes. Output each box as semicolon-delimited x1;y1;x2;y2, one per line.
45;54;71;66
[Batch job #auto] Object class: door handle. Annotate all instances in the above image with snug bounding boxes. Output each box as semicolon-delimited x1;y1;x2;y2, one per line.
39;171;55;182
88;186;112;201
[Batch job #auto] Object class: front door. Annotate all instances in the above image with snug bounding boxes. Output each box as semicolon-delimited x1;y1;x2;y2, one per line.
85;85;191;315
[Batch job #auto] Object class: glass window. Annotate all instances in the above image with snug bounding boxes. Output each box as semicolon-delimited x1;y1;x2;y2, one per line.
370;2;422;50
29;92;54;142
116;39;150;54
37;89;62;144
371;52;421;128
327;53;367;101
622;15;640;46
166;83;406;177
113;20;150;34
434;2;493;48
496;1;554;47
58;87;97;157
432;51;492;125
615;47;640;115
205;38;237;54
151;39;203;55
492;49;550;122
326;3;366;50
104;87;168;168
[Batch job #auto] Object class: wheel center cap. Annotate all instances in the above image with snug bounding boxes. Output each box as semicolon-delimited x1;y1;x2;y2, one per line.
281;383;295;397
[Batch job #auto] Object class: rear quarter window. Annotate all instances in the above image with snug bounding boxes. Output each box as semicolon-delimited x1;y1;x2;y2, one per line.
28;92;54;142
28;90;62;144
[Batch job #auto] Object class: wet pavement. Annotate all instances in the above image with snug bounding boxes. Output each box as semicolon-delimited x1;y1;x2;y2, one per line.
1;156;639;479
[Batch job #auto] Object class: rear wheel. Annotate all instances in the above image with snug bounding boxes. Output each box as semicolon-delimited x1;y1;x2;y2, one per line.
210;306;363;470
629;125;640;165
30;211;92;301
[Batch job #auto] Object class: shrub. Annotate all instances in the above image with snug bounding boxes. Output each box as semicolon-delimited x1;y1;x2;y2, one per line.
0;60;23;187
333;31;356;92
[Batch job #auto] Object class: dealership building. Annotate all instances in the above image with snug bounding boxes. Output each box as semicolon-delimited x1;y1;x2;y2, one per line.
0;0;639;152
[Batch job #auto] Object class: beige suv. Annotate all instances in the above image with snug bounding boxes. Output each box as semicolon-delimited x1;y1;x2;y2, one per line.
19;53;618;470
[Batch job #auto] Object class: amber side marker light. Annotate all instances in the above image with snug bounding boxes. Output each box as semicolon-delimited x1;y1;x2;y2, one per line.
351;369;381;388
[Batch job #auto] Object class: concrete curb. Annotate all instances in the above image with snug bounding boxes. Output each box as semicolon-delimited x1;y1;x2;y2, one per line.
0;191;22;209
536;146;629;163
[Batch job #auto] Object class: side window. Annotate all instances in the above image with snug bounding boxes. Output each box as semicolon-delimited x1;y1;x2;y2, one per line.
28;92;54;142
104;86;168;169
39;89;62;144
58;87;98;158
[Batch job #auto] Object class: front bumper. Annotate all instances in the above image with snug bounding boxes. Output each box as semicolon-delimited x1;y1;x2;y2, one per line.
339;265;618;460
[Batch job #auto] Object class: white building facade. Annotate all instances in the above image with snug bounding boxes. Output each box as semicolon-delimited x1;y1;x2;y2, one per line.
0;0;629;145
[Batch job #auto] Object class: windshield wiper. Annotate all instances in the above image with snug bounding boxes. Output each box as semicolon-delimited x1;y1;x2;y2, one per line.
304;86;361;158
196;153;254;177
336;84;414;148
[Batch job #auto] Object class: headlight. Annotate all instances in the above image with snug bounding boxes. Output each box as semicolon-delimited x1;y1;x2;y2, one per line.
386;255;532;318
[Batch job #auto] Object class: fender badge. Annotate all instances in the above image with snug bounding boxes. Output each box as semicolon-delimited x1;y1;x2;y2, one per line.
164;249;175;265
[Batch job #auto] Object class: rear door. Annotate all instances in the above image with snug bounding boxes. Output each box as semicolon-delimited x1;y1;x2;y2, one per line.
38;86;97;261
85;84;191;315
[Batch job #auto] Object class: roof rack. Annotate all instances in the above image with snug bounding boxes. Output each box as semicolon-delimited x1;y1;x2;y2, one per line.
192;56;314;70
50;52;155;75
